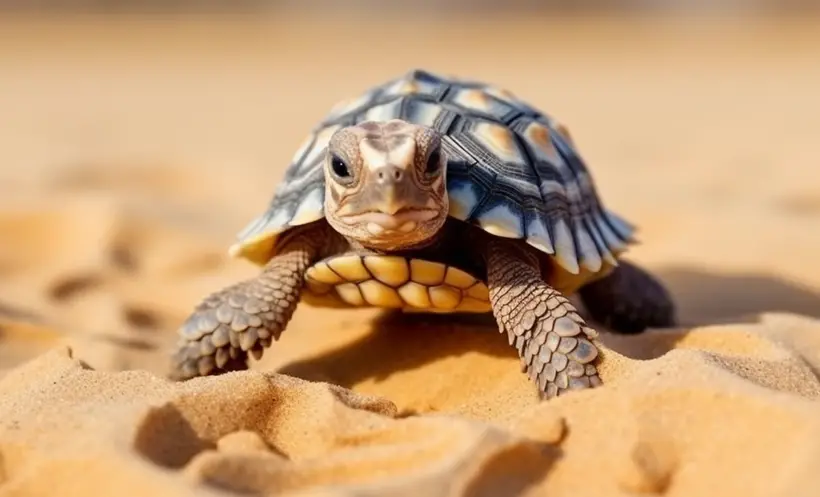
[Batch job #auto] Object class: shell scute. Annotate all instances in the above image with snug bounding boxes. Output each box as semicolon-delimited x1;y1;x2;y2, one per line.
363;255;411;287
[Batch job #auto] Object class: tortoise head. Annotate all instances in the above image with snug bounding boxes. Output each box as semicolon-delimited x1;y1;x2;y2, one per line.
322;119;449;250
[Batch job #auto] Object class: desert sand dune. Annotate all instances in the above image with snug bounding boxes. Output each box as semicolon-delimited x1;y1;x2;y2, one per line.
1;13;820;497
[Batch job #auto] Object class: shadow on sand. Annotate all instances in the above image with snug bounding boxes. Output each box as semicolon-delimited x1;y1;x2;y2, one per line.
278;265;820;388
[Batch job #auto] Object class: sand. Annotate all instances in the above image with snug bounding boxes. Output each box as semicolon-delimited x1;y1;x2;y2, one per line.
1;13;820;497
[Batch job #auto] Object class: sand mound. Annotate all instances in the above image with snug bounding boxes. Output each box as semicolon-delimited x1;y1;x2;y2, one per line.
1;313;820;497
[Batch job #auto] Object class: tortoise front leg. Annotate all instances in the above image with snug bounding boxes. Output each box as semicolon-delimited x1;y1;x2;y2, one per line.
486;240;603;399
169;223;330;380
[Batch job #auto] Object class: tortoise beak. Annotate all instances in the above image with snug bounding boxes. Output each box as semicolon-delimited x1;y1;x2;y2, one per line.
372;165;409;214
376;190;403;215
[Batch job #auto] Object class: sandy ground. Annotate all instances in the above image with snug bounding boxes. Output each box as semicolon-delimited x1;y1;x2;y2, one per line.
1;13;820;497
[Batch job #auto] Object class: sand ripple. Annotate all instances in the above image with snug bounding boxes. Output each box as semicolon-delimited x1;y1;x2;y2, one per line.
1;311;819;497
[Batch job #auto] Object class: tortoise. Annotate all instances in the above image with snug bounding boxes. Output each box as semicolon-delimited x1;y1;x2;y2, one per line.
168;69;676;399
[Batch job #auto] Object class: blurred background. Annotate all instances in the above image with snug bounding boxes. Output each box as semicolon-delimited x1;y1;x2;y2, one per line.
0;2;819;375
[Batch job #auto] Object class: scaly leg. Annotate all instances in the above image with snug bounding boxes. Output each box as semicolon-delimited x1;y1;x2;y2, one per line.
169;223;330;380
486;239;603;399
578;260;676;334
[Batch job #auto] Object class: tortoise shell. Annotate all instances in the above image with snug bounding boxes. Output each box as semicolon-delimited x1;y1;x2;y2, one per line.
230;69;635;298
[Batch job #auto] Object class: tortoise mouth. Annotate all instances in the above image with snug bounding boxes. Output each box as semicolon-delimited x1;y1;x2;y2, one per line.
339;207;439;232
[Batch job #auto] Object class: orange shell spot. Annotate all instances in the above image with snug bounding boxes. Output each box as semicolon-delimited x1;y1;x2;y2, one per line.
399;81;419;94
498;88;516;99
462;89;490;110
555;123;574;145
526;123;557;156
528;123;551;147
485;124;516;155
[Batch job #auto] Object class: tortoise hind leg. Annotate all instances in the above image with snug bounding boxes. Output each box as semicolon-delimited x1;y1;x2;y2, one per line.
578;260;676;334
486;239;603;400
169;224;329;380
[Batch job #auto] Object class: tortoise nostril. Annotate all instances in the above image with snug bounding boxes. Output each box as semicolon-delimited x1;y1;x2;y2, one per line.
377;166;403;183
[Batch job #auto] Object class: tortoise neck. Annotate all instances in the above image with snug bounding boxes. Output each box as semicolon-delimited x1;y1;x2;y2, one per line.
337;218;490;280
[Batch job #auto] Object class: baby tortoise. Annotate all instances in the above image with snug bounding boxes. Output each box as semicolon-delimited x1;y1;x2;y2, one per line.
169;69;676;399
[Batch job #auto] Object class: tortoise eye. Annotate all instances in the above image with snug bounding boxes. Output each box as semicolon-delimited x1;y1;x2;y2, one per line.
330;155;351;179
425;148;442;175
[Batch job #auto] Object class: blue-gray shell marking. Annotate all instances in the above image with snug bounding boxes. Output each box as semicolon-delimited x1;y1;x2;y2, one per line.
233;69;635;275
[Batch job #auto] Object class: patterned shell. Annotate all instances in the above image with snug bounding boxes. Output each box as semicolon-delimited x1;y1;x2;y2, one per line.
230;69;636;277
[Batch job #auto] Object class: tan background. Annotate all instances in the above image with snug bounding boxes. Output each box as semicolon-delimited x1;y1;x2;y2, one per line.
0;6;819;497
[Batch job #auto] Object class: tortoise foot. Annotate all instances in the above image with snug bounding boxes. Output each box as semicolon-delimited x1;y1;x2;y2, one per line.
579;260;676;334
